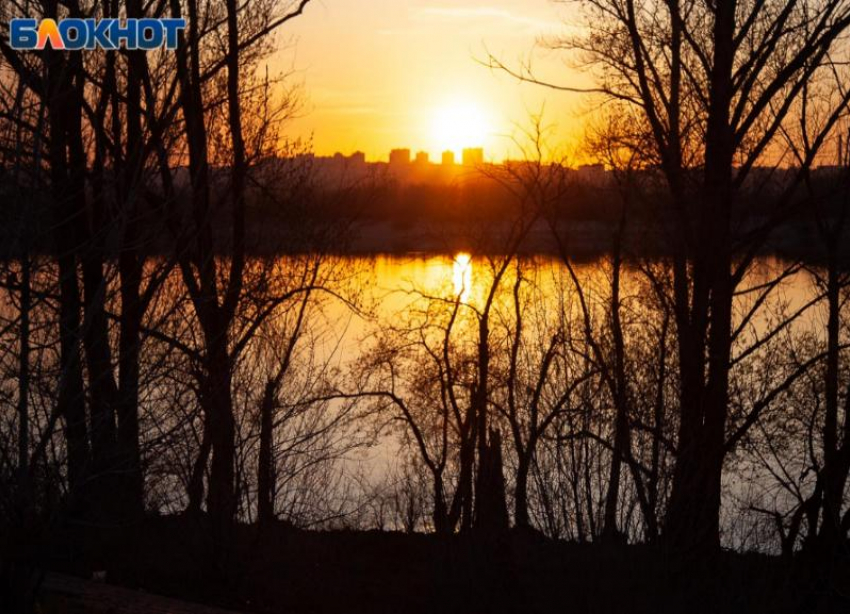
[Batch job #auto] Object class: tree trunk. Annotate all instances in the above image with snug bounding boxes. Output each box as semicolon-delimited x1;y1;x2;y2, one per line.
187;427;211;516
432;473;448;534
514;453;531;530
117;253;144;520
64;43;119;518
204;339;237;549
46;49;90;498
603;247;627;541
112;0;147;523
474;428;509;534
602;411;626;541
16;254;31;513
257;380;276;525
816;251;850;553
449;415;475;533
665;0;735;551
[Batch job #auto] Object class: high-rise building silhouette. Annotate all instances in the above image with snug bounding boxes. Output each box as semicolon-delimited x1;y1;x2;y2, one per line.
441;150;455;166
414;151;429;165
389;148;411;165
462;147;483;166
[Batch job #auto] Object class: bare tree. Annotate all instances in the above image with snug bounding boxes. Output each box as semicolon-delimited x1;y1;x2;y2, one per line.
491;0;850;550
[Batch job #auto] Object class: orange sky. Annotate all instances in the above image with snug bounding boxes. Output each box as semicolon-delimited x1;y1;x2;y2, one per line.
273;1;592;162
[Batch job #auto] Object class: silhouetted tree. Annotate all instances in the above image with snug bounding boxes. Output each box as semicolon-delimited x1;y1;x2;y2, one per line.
493;0;850;550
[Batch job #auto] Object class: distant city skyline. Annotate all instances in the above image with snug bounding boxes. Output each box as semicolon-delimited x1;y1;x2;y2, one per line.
301;147;617;190
275;1;588;161
314;146;488;165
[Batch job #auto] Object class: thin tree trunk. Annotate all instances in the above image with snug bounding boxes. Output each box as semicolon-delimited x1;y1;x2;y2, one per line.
514;452;531;529
817;249;848;552
16;253;31;512
257;381;276;525
204;340;237;549
432;473;448;535
187;427;211;516
603;244;627;541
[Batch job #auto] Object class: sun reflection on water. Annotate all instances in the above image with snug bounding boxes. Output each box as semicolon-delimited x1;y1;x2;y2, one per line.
452;252;472;302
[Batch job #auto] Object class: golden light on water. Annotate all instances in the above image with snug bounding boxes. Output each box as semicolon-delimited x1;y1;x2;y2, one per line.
452;252;473;302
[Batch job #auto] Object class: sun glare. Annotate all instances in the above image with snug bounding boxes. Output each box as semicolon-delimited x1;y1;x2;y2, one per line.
431;101;490;157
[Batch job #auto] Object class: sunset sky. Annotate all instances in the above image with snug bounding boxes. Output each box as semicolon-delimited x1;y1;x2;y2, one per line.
278;1;590;162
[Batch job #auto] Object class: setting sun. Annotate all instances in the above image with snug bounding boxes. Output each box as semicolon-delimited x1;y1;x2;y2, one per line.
431;101;491;157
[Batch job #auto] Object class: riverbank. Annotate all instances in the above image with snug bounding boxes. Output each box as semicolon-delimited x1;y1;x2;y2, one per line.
16;516;849;614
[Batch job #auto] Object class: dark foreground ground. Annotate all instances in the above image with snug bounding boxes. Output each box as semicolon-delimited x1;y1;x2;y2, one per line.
5;517;850;614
